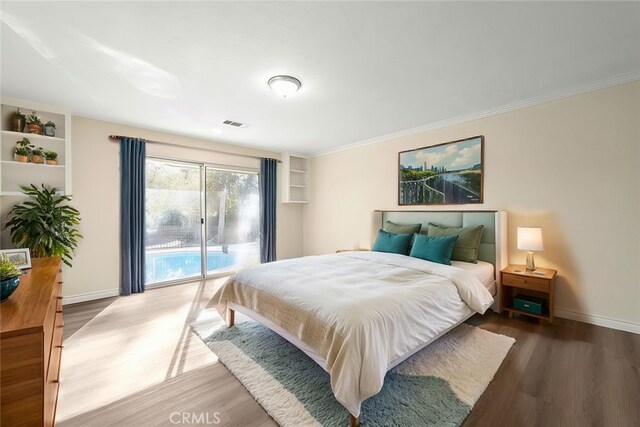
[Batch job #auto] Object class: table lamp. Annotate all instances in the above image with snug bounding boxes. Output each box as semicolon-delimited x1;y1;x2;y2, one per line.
517;227;543;271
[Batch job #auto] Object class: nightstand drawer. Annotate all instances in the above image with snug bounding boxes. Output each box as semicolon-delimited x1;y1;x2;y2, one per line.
502;273;549;292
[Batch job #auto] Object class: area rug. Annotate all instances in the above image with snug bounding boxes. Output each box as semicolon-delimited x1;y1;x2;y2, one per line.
192;313;514;427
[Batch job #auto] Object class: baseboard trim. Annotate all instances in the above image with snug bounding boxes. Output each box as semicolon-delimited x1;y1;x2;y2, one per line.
63;289;119;306
555;308;640;335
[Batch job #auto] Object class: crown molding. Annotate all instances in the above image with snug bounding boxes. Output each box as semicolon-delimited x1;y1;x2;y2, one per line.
312;71;640;158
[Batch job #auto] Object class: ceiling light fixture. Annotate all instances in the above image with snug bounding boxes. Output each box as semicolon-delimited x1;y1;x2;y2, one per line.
268;75;301;98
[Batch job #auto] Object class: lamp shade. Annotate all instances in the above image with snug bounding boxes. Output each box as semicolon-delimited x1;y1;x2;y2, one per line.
517;227;543;252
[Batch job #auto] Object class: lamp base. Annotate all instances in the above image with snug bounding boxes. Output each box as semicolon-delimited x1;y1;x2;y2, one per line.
525;252;536;271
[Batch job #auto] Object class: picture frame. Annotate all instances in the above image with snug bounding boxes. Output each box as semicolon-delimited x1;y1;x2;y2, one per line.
0;248;32;270
398;135;484;205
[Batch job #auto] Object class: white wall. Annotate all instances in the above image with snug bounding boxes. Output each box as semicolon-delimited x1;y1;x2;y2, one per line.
303;81;640;331
63;117;302;300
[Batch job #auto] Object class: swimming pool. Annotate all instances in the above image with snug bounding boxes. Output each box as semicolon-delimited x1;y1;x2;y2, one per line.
146;251;236;284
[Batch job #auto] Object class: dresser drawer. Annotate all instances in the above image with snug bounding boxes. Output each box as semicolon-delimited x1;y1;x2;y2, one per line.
43;295;58;370
47;312;63;383
502;273;549;292
1;257;64;427
44;376;60;427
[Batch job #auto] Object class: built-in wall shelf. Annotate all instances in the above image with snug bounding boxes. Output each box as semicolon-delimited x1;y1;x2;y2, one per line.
0;97;72;197
1;130;65;143
281;153;309;203
1;161;65;169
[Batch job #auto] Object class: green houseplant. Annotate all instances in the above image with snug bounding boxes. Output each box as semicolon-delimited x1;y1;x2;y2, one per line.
0;254;22;302
44;121;56;137
3;185;82;267
31;146;45;164
16;137;31;147
44;150;58;165
25;111;43;135
13;108;26;132
14;146;31;163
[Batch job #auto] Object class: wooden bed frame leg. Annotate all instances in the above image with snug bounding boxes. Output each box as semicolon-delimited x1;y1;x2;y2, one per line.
350;415;360;427
225;307;235;327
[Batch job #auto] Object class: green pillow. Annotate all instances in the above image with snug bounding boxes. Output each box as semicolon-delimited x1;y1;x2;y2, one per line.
383;221;422;235
409;234;458;265
371;229;412;255
427;223;484;263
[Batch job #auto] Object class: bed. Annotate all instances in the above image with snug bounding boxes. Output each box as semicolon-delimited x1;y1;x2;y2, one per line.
211;210;507;426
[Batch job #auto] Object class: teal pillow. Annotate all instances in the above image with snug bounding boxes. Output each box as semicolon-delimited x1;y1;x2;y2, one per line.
409;234;458;265
427;224;484;263
383;221;422;235
371;230;412;255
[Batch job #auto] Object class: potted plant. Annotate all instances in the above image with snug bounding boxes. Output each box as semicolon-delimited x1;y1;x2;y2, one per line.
44;121;56;137
25;112;43;135
0;255;22;302
14;146;31;163
44;150;58;165
13;109;26;133
31;146;45;164
15;136;31;149
3;185;82;267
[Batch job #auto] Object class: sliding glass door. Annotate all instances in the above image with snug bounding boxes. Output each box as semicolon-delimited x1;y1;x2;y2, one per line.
145;159;203;285
144;158;260;286
205;168;260;274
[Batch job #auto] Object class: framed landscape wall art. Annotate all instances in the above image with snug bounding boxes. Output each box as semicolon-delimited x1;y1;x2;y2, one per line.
398;136;484;205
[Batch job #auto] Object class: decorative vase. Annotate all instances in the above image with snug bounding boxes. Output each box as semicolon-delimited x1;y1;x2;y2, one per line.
13;116;25;133
46;159;58;165
44;125;55;137
15;155;28;163
1;276;21;302
28;124;43;135
32;155;43;164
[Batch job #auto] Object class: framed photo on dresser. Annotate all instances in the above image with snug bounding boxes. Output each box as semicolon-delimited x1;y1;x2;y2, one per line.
0;248;32;270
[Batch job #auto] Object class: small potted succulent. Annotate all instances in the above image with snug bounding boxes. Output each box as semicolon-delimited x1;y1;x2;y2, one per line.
44;150;59;165
0;255;22;302
15;137;31;149
25;112;43;135
31;146;45;164
44;121;56;137
13;108;26;133
14;145;31;163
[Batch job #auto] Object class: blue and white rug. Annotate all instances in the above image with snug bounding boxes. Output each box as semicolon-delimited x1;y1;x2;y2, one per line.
192;313;514;427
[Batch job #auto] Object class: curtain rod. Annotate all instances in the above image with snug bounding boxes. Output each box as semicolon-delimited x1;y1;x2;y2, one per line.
108;135;281;163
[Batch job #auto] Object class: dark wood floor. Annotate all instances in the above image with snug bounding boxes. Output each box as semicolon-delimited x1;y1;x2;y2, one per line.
62;285;640;426
464;314;640;426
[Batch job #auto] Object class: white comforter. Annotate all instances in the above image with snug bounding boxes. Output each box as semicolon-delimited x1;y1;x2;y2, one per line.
212;251;494;417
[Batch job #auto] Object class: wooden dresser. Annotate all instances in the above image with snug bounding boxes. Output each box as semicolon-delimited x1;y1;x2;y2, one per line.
1;257;64;427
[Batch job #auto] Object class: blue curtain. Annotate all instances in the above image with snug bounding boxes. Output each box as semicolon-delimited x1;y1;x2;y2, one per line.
260;158;277;263
120;137;146;295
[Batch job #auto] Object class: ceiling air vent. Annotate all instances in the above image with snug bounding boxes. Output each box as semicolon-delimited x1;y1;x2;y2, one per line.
222;120;248;128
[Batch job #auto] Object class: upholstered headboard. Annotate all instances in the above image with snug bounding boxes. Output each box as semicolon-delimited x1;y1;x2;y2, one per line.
372;210;507;311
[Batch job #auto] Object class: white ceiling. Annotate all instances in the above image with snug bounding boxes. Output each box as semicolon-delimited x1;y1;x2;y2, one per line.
2;2;639;155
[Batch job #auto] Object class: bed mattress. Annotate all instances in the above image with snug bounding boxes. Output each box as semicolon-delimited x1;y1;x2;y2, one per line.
451;260;496;295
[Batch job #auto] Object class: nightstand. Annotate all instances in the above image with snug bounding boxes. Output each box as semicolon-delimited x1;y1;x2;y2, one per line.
500;265;557;323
